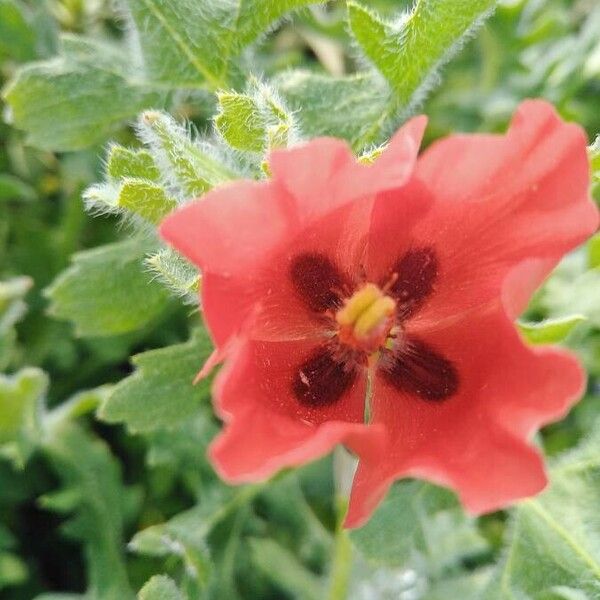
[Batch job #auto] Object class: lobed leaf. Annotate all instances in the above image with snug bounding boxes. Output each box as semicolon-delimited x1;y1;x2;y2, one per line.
85;179;177;224
124;0;325;89
138;110;237;198
3;35;162;151
45;239;171;337
483;424;600;598
348;0;497;108
107;146;161;182
216;80;296;155
98;329;213;433
215;92;267;152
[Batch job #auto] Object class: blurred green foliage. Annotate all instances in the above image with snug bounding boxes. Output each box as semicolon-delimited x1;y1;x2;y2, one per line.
0;0;599;599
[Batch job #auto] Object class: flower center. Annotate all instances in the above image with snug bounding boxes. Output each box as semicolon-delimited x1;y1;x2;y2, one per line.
335;283;396;352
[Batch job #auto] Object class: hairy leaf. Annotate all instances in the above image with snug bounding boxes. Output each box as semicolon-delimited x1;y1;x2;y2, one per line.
215;92;266;152
484;425;600;598
85;179;177;224
138;111;237;198
276;71;391;147
45;239;171;337
3;35;162;151
348;0;497;108
350;481;488;574
216;81;295;153
124;0;324;89
107;146;161;182
145;248;199;305
98;329;212;432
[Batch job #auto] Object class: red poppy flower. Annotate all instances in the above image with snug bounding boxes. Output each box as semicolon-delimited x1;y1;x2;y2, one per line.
160;100;598;527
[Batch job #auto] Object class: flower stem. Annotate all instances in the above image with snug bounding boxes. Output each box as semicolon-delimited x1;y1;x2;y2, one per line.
327;497;353;600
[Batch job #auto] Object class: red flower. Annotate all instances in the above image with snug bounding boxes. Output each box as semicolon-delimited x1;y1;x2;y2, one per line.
161;100;598;527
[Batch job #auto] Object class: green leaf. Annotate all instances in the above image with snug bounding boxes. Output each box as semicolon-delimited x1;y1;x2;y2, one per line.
45;239;171;337
422;569;492;600
145;248;199;304
544;267;600;328
42;423;133;600
276;71;391;147
0;0;36;62
0;367;47;468
138;110;237;198
45;386;112;431
85;179;177;225
518;315;586;344
129;492;226;584
107;146;161;182
130;485;264;595
350;481;488;574
98;329;212;433
347;0;497;107
0;276;32;370
123;0;324;89
215;81;295;153
249;538;324;600
590;136;600;184
3;34;162;151
0;174;36;202
138;576;186;600
484;424;600;598
119;180;177;223
215;92;266;152
0;551;27;590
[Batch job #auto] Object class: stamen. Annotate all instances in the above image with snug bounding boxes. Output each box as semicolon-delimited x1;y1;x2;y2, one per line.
354;296;396;337
336;283;382;327
335;283;396;351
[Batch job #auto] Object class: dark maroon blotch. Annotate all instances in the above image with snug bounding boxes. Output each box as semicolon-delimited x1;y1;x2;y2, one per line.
381;337;458;401
290;253;345;312
389;247;438;319
292;346;356;407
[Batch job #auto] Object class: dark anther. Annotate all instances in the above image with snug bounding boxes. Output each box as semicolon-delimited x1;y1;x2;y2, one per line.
290;253;346;312
381;337;458;401
292;346;356;407
388;247;438;320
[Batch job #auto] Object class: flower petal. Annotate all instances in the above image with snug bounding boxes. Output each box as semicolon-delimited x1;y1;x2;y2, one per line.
210;409;384;484
161;120;425;349
345;307;584;526
380;100;597;329
213;337;367;425
346;424;547;527
269;115;427;210
209;338;385;482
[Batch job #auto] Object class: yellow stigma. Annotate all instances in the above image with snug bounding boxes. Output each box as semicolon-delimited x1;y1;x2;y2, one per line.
336;283;396;339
